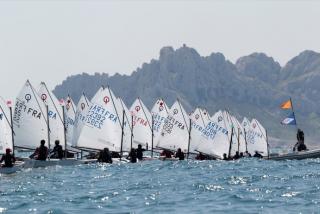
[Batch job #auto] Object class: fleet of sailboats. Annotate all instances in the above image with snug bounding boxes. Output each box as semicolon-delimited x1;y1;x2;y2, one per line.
1;80;272;172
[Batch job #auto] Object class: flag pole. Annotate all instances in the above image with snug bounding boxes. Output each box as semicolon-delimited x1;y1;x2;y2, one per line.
289;97;298;130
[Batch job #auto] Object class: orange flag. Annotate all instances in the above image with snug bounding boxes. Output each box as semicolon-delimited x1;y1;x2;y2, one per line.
280;99;292;109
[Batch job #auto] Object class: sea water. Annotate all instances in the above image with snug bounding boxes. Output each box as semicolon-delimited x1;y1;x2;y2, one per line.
1;158;320;213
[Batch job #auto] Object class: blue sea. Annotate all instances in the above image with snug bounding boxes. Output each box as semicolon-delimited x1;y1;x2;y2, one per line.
1;158;320;213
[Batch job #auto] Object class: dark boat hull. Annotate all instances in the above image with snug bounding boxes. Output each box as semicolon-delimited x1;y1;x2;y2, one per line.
267;149;320;160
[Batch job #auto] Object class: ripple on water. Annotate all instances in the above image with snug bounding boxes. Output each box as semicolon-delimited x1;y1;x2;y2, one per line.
1;159;320;213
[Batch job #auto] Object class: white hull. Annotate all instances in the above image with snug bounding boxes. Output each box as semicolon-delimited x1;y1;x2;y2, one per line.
23;158;80;168
0;161;25;174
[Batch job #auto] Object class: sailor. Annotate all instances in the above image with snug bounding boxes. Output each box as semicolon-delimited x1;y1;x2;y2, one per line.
51;140;63;159
136;144;145;161
244;151;252;157
111;151;121;159
128;148;137;163
240;152;244;158
0;148;16;167
253;151;263;158
160;149;174;158
34;140;48;161
98;148;113;164
222;153;228;160
233;151;240;160
195;152;206;160
293;129;307;152
175;148;185;160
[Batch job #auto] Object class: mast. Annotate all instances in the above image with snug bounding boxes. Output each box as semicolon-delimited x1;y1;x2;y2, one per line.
9;106;15;156
228;127;234;159
130;114;134;150
120;110;125;157
187;118;192;159
46;104;51;159
244;128;248;152
151;115;154;157
62;105;67;158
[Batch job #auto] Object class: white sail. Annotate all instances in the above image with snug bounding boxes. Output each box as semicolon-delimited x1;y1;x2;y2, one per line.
72;94;91;147
242;117;251;152
157;100;190;152
230;115;246;154
246;118;268;156
76;87;122;151
13;81;48;149
195;110;230;159
64;96;76;146
0;97;13;154
38;82;65;149
222;111;236;156
189;107;209;153
151;98;169;148
117;98;132;151
201;108;211;121
129;98;152;149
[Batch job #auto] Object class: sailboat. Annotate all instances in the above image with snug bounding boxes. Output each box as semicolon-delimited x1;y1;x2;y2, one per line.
157;99;190;154
72;93;91;147
37;82;65;149
64;95;76;146
76;86;123;152
129;98;152;149
245;118;269;157
151;98;169;155
189;107;210;154
0;97;13;154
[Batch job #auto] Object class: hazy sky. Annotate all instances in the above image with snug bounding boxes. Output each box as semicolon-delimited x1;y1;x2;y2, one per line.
0;0;319;99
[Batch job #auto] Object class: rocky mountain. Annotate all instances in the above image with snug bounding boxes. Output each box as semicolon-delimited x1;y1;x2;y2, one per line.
53;45;320;147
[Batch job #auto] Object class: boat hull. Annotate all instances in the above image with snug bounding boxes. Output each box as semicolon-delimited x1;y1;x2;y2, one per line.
22;158;80;168
0;161;25;174
267;149;320;161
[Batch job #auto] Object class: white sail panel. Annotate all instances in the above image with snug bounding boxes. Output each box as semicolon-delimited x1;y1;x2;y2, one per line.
247;119;268;156
38;83;65;149
76;87;122;151
65;96;76;146
130;98;152;149
72;94;91;147
222;111;236;156
189;108;209;153
13;81;48;149
157;100;190;152
195;110;230;159
151;99;169;148
230;116;246;154
0;97;13;154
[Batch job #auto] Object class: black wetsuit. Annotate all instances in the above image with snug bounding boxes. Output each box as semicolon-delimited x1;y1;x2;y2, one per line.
136;148;145;161
52;145;63;159
37;145;48;161
128;150;137;163
0;154;16;167
175;151;185;160
98;151;113;164
253;153;263;158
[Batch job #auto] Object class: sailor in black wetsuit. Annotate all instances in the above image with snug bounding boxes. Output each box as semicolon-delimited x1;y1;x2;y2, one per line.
223;153;228;160
293;129;307;152
98;148;113;164
51;140;63;159
253;151;263;158
0;148;16;167
30;140;48;161
128;148;137;163
233;151;240;160
175;148;185;160
136;144;145;161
